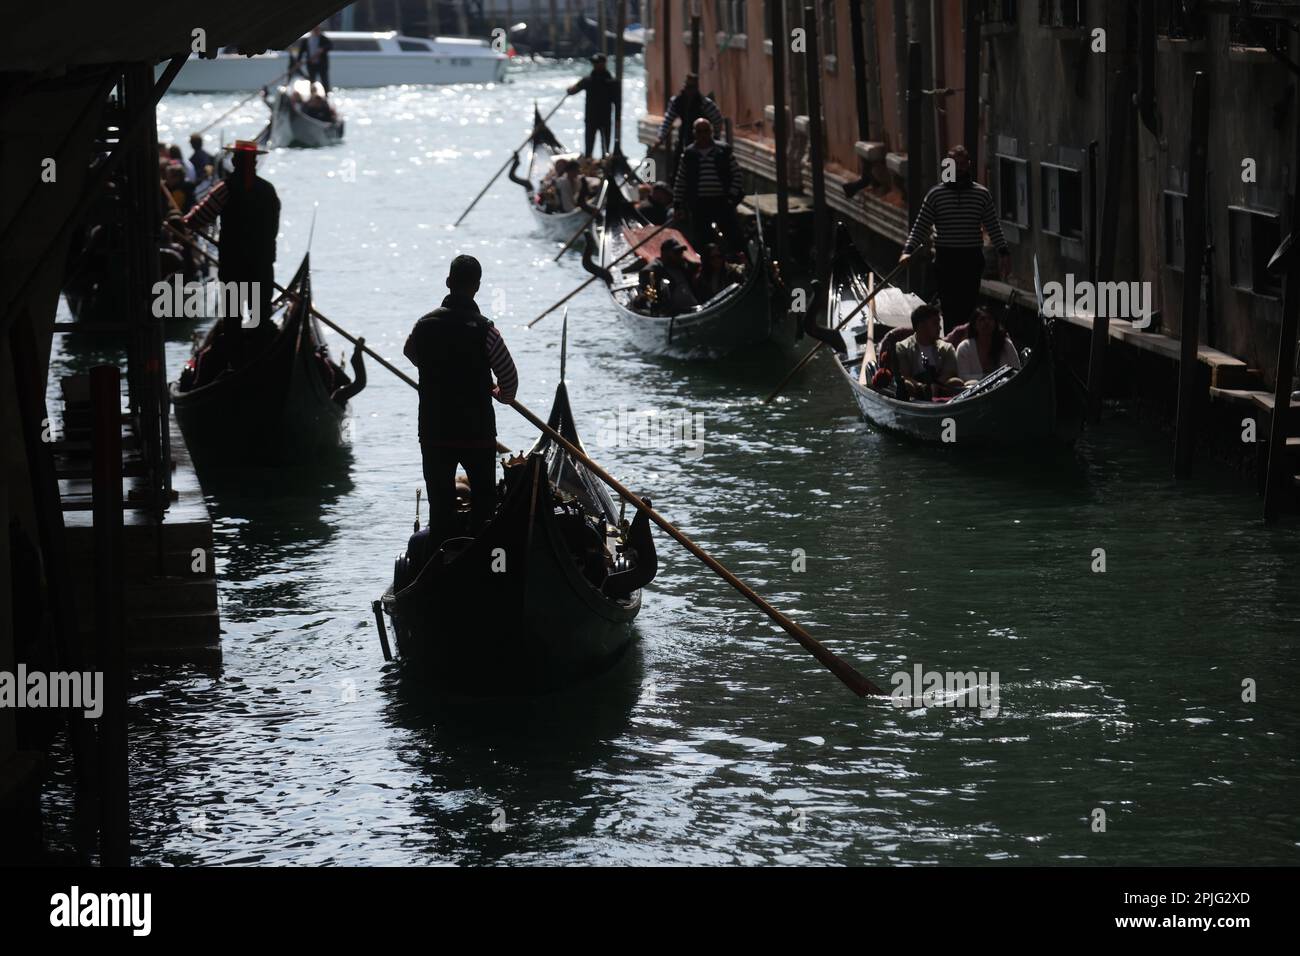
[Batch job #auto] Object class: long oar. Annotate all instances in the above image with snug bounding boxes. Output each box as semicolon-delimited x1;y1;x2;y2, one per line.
196;65;295;136
506;396;884;698
453;93;571;227
527;219;671;328
763;256;913;404
165;224;511;453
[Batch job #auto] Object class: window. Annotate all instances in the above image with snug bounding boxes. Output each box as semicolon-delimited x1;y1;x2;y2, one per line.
398;39;431;51
1164;191;1186;271
330;38;383;51
1039;0;1084;28
997;155;1030;228
980;0;1017;23
1230;16;1289;52
1157;0;1206;40
1229;206;1282;298
716;0;747;36
1041;162;1083;239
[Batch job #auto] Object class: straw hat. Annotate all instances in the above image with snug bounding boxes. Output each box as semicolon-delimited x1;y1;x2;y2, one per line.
222;139;268;155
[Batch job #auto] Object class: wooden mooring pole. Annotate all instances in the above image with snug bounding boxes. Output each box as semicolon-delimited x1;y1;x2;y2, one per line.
1262;104;1300;521
90;365;128;865
614;0;626;154
690;13;701;76
1173;71;1210;479
769;0;790;270
962;0;980;170
803;3;828;279
906;40;923;291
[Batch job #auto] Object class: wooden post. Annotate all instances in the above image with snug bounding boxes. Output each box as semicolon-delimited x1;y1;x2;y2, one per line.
614;0;627;153
599;0;608;55
963;0;980;168
1262;115;1300;520
661;0;673;114
549;0;559;54
906;39;923;290
804;3;828;278
770;0;790;269
691;12;701;76
848;0;871;144
1173;71;1210;479
90;365;128;866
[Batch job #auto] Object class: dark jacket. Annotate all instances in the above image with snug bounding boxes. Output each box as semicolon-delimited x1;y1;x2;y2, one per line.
406;294;496;444
218;174;280;270
573;71;618;122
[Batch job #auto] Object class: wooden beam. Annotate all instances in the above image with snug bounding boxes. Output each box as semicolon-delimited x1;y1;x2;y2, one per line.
804;3;828;277
770;0;790;268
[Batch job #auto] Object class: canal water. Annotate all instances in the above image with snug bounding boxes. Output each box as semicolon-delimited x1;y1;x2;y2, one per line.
50;60;1300;865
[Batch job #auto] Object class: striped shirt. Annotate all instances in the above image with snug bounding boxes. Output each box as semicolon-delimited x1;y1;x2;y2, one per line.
657;92;724;141
485;325;518;402
674;143;741;201
902;182;1009;255
182;178;229;230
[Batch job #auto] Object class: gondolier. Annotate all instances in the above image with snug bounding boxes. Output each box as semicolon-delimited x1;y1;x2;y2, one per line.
181;138;280;358
899;145;1011;334
294;25;333;93
672;118;744;253
653;73;724;173
566;53;618;158
403;255;519;541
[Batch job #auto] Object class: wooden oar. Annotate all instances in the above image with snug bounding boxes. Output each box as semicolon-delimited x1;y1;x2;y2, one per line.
763;255;914;404
165;223;511;454
196;66;295;136
527;219;672;328
506;396;884;698
453;92;570;227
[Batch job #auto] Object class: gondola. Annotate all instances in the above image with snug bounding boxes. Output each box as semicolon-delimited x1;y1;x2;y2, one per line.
265;84;344;149
583;182;777;359
816;230;1079;444
169;253;361;460
374;335;657;694
508;107;593;245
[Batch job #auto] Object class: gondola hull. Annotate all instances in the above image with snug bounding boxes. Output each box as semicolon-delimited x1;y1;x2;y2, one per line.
608;262;774;359
379;382;655;694
833;340;1062;444
529;201;588;245
169;256;348;462
268;90;343;148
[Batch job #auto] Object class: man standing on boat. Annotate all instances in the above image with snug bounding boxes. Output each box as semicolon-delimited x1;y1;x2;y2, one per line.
294;25;333;93
898;145;1011;334
567;53;618;158
404;255;518;541
673;117;743;253
181;138;280;361
653;73;724;175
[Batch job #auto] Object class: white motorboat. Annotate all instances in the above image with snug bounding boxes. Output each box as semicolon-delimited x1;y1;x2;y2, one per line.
162;32;509;93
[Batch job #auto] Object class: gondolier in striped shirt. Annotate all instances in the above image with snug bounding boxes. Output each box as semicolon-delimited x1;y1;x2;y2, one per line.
899;146;1011;334
181;138;281;359
672;117;744;253
404;255;518;542
653;74;724;173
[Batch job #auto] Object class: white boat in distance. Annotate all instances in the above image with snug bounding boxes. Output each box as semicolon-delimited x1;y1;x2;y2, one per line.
163;32;508;92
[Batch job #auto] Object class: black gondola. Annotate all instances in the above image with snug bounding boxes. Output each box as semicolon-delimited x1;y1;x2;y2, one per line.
169;253;362;461
375;338;657;694
814;230;1083;444
583;176;782;359
265;84;344;149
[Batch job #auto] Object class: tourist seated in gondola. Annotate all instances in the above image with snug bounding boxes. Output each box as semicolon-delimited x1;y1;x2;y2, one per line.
302;85;336;123
636;181;674;226
892;303;965;400
646;238;700;315
955;305;1020;384
693;243;744;302
556;159;598;214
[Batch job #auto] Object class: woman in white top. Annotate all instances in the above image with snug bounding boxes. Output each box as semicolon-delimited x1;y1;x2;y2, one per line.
955;306;1021;384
